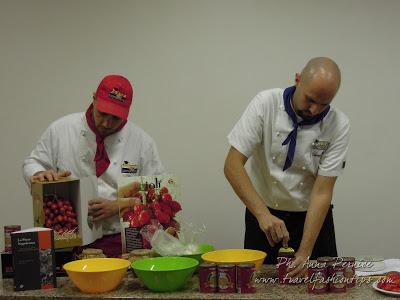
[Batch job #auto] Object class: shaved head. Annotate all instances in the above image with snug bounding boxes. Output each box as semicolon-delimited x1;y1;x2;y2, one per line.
301;57;341;95
292;57;341;119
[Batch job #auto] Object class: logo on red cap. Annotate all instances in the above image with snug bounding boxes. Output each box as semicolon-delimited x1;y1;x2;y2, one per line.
109;88;127;103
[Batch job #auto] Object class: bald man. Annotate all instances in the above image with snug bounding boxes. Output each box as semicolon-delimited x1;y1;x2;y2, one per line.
224;57;350;277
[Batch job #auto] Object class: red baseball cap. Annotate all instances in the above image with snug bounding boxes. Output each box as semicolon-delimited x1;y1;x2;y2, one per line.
95;75;133;120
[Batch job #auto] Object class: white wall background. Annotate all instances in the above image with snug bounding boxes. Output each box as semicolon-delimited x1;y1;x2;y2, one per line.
1;0;399;259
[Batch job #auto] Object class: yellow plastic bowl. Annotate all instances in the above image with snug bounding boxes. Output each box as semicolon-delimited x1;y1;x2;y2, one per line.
201;249;267;271
63;258;130;293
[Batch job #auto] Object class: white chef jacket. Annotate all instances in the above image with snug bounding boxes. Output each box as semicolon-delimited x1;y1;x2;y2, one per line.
228;88;350;212
23;112;165;234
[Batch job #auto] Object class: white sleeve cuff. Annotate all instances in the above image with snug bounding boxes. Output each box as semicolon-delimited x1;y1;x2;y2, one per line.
22;163;46;186
227;134;252;158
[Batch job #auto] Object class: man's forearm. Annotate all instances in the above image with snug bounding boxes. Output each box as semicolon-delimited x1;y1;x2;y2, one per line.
298;189;333;256
224;154;270;219
118;197;141;210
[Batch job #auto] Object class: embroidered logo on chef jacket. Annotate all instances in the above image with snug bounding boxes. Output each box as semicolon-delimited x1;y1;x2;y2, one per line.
109;88;127;102
311;140;330;157
121;161;139;175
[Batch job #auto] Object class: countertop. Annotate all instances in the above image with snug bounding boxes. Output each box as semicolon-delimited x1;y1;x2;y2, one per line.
0;265;396;299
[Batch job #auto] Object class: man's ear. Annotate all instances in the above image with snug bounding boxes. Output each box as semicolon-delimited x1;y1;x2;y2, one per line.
92;93;97;105
295;73;301;86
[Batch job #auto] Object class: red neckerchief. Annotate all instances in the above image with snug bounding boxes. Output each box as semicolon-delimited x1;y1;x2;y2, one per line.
85;104;127;177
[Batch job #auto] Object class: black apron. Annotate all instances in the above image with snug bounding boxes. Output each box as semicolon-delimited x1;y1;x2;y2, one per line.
244;205;337;264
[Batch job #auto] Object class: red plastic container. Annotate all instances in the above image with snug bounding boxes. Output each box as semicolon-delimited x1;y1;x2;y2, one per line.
4;225;21;252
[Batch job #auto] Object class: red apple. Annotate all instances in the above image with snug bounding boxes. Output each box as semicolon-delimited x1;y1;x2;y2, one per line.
160;187;169;195
155;210;170;225
160;203;173;217
138;210;152;226
161;193;172;202
123;210;135;222
130;216;141;228
133;192;143;201
147;189;156;200
168;200;182;213
151;202;162;211
134;204;147;214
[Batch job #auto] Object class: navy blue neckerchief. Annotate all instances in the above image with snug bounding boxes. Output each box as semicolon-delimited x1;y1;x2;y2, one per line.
281;86;330;171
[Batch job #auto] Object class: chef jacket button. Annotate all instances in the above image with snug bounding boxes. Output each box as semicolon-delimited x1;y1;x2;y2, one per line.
276;132;280;136
275;203;279;208
273;181;277;185
82;132;86;137
299;182;304;187
312;142;315;146
272;156;276;161
302;166;306;170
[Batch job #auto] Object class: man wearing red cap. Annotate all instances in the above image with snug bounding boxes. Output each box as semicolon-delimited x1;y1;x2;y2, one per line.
23;75;164;257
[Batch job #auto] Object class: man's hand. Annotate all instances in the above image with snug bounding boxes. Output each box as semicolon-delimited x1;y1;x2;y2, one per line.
119;198;143;217
31;170;71;182
118;181;141;198
88;198;118;222
286;252;309;279
258;213;290;247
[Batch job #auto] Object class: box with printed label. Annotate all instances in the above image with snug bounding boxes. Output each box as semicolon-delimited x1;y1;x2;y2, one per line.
118;174;182;253
11;227;56;291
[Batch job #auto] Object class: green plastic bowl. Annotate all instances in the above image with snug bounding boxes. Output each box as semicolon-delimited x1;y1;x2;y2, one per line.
180;243;215;263
131;257;198;292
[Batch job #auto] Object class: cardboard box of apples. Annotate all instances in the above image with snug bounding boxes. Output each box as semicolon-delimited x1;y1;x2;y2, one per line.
31;178;82;248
